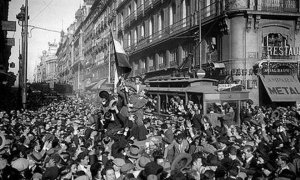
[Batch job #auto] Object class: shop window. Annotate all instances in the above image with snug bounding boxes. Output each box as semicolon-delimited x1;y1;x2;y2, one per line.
249;68;253;75
247;80;253;89
230;69;236;76
242;69;247;76
236;69;241;76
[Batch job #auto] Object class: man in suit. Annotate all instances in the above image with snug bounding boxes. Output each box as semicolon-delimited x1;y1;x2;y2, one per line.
164;133;189;163
190;108;202;130
239;145;258;179
161;123;174;145
205;106;224;128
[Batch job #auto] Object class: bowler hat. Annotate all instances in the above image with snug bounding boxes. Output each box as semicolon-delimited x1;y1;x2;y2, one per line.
99;90;110;99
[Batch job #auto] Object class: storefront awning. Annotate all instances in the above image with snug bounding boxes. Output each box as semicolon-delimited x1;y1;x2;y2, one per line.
91;79;107;90
85;82;98;90
259;75;300;102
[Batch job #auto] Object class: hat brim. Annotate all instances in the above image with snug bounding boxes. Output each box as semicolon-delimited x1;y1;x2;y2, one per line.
135;157;150;170
171;153;192;171
127;153;141;159
0;134;6;150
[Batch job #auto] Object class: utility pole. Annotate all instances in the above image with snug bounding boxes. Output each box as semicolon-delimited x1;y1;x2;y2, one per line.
16;0;29;109
22;0;29;109
198;0;202;70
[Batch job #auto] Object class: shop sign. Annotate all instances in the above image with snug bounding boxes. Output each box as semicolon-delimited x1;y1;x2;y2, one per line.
5;38;15;46
267;46;300;56
260;75;300;99
260;62;298;75
1;21;16;31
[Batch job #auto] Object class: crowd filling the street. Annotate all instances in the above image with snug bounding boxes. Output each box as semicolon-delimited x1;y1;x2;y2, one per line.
1;81;300;180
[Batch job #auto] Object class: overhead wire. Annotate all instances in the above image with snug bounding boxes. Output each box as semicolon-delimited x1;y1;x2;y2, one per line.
30;0;54;23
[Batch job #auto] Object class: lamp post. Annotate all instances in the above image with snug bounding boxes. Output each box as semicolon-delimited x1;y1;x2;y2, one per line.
16;0;29;109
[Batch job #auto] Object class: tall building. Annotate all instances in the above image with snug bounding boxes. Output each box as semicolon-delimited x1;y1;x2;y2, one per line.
0;0;15;86
82;0;117;91
35;41;58;83
114;0;300;106
56;0;300;106
56;0;116;93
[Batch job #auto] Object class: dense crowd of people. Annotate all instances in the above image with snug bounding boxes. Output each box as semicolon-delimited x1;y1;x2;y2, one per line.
0;82;300;180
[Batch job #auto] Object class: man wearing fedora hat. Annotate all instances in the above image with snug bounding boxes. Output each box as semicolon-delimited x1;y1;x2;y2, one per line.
126;145;141;164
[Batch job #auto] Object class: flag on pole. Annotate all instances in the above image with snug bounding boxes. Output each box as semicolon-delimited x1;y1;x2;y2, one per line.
112;39;132;78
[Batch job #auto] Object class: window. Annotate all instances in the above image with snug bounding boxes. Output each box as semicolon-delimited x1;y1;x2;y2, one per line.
182;0;187;27
170;50;177;66
128;32;131;47
140;59;146;73
149;17;153;41
128;5;131;16
134;0;137;16
158;11;164;37
158;53;165;68
134;28;138;45
140;23;145;38
263;33;290;59
169;3;176;26
140;59;145;69
148;56;154;71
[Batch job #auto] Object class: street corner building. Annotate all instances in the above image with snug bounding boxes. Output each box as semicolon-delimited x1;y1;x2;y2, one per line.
53;0;300;107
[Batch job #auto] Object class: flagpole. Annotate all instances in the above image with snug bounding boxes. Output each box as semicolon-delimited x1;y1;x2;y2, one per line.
108;40;111;84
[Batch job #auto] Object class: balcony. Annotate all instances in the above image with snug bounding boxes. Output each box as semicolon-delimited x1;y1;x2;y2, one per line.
170;61;177;67
158;64;165;69
127;12;199;55
260;0;298;13
141;68;146;74
144;0;153;13
149;66;155;72
137;4;144;18
124;16;130;28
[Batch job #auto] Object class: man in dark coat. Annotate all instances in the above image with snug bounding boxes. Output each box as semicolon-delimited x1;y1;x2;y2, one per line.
190;108;202;130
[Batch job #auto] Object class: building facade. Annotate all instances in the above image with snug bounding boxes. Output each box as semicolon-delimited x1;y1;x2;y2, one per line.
56;0;300;106
35;41;58;83
56;0;117;93
114;0;300;106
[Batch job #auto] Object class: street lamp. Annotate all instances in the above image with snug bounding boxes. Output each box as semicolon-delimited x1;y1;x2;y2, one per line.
16;0;29;109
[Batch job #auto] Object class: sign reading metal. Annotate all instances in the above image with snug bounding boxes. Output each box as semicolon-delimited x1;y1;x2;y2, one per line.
260;75;300;102
1;21;16;31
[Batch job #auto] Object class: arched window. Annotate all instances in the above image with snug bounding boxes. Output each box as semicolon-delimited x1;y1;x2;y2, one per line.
182;0;187;27
141;23;145;38
158;11;164;37
149;17;153;42
263;33;290;59
128;32;131;47
128;5;131;16
134;0;137;16
169;3;176;26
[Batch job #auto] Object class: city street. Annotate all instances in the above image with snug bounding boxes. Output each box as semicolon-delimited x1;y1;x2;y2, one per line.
1;0;300;179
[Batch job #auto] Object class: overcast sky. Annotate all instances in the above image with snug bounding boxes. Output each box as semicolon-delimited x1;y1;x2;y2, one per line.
8;0;83;84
